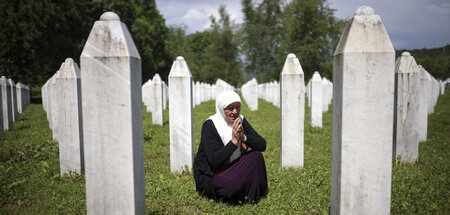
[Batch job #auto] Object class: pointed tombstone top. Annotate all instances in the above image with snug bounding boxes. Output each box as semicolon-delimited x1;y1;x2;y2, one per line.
0;76;10;86
169;56;192;78
81;11;140;59
280;53;304;75
152;73;162;84
59;58;81;79
312;71;322;82
355;6;375;15
334;6;394;55
395;52;417;74
100;11;120;21
8;78;15;86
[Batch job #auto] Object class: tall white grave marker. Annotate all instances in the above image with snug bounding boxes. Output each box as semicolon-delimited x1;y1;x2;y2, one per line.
57;58;84;175
280;53;305;168
393;52;420;163
151;73;164;125
169;56;194;173
418;66;429;142
80;12;145;214
1;76;13;130
331;6;394;215
8;79;18;122
310;71;323;127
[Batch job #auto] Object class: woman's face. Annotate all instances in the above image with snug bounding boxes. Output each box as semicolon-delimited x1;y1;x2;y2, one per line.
223;102;241;124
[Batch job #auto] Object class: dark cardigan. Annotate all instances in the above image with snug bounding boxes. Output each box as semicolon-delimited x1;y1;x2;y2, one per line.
193;118;266;199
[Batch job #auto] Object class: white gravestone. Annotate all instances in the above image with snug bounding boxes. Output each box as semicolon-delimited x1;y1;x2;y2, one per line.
168;56;194;173
80;12;145;214
50;72;61;141
151;73;164;125
57;58;84;175
8;79;18;122
280;53;305;168
310;72;323;127
16;83;23;113
393;52;420;163
418;66;429;142
142;79;152;113
331;6;394;215
1;76;13;130
0;87;3;137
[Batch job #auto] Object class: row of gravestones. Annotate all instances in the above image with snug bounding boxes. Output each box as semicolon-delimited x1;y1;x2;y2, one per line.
38;11;236;214
249;70;334;129
141;74;233;126
39;7;450;214
306;72;333;127
142;74;168;125
235;6;448;214
0;76;30;139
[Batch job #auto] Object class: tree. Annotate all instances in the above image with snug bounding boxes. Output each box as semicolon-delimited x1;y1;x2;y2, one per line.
278;0;344;81
100;0;171;82
241;0;284;82
0;0;99;86
201;6;242;86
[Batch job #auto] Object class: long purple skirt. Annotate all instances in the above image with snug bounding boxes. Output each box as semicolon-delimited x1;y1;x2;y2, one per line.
213;151;268;204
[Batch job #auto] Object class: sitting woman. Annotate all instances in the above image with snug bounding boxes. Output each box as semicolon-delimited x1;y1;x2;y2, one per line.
193;90;268;204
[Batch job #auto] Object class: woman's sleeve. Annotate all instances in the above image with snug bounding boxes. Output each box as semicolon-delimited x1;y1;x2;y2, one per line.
242;118;266;151
201;120;238;169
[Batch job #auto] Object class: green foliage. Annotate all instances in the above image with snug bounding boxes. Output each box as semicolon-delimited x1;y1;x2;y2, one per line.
278;0;344;81
241;0;284;82
99;0;172;82
1;0;171;86
201;5;243;86
0;0;100;86
396;45;450;80
1;88;449;214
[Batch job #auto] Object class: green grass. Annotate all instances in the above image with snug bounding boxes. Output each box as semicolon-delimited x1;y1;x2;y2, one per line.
1;89;449;214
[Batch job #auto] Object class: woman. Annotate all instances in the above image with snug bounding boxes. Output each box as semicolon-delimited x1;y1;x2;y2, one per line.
193;90;268;204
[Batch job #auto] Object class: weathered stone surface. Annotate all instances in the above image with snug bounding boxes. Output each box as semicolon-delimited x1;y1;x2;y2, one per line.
242;78;258;111
1;76;13;130
151;74;164;125
331;6;394;215
280;53;305;168
418;65;429;142
8;79;18;122
310;71;322;127
168;56;194;173
393;52;420;163
57;58;84;175
80;11;145;215
0;87;3;137
50;72;61;140
16;83;23;113
142;79;152;113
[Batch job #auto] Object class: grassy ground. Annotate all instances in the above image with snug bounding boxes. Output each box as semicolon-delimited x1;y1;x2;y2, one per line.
0;89;448;214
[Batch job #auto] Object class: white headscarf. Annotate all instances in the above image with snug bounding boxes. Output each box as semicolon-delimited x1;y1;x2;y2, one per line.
208;90;244;162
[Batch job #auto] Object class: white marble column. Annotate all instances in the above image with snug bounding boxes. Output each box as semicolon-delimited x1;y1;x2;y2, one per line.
8;79;18;122
310;71;323;127
393;52;420;163
16;83;23;113
0;87;3;137
80;12;145;214
331;6;394;215
280;53;305;168
57;58;84;175
1;76;13;130
168;56;194;173
418;65;429;142
151;74;164;125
